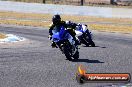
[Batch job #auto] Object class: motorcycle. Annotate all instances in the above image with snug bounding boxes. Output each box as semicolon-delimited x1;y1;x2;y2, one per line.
75;24;95;47
51;26;79;61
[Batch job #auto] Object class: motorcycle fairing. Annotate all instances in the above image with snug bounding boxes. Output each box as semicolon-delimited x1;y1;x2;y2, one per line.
52;26;74;45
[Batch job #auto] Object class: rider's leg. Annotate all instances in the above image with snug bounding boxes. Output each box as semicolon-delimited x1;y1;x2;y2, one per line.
67;29;80;45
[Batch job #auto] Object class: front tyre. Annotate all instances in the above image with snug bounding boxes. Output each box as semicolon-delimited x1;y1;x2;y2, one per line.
82;37;90;47
83;36;95;47
73;50;79;60
90;41;95;47
62;46;72;61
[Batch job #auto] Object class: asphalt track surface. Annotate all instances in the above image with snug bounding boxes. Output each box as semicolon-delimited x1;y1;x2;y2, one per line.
0;25;132;87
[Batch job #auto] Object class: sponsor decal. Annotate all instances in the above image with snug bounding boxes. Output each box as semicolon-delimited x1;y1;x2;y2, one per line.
76;65;131;84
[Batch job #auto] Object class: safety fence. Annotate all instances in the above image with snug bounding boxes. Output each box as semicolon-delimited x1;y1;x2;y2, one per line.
2;0;132;6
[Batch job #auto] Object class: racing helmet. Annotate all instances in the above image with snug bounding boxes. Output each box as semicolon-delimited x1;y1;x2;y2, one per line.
52;14;61;25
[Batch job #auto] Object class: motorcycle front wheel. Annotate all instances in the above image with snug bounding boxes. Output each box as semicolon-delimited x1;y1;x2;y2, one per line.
73;50;79;60
83;35;95;47
61;46;72;61
90;41;95;47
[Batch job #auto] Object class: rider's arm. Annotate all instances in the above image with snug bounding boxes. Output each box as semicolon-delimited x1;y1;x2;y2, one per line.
60;21;67;28
71;23;77;29
65;21;77;29
49;23;55;36
48;23;55;40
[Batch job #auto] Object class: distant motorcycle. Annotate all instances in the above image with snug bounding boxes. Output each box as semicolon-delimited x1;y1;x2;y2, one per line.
51;26;79;61
75;24;95;47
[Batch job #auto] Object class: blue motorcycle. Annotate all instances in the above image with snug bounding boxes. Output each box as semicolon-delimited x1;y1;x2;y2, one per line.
51;26;79;61
75;24;95;47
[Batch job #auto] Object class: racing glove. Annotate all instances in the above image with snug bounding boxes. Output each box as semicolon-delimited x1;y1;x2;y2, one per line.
48;35;52;40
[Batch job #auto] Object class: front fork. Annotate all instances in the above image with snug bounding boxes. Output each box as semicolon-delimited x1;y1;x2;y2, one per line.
85;30;92;41
57;41;71;54
60;42;77;56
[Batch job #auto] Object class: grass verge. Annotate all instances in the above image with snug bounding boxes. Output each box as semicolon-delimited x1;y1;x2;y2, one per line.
0;33;7;39
0;11;132;34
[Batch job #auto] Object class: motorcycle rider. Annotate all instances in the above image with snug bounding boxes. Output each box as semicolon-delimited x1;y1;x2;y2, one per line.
66;21;93;46
48;14;80;48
